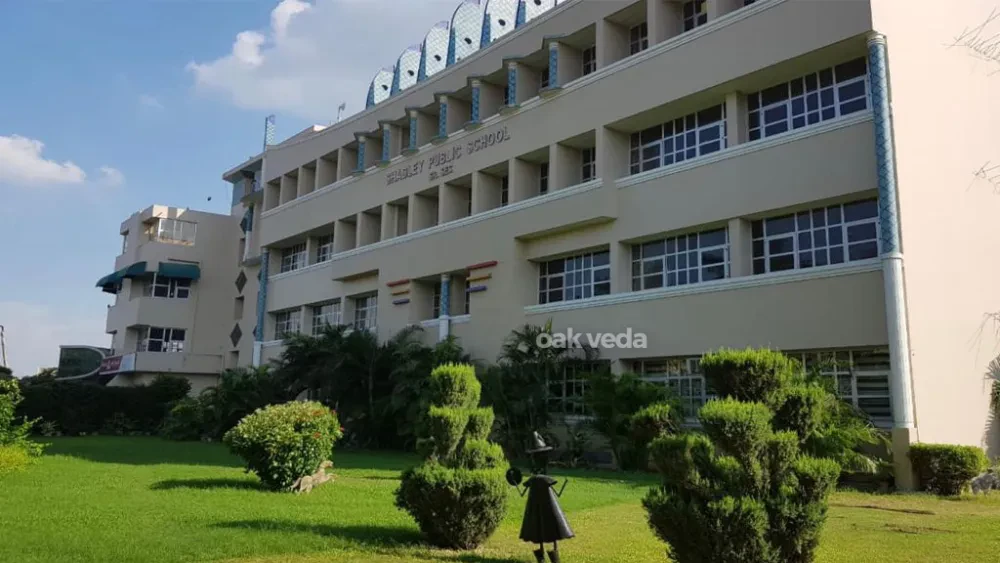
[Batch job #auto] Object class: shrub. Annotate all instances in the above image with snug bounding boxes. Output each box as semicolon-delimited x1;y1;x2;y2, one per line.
395;363;509;549
643;349;841;563
223;401;343;491
909;443;988;496
160;398;206;441
0;379;43;457
585;371;673;470
0;444;33;477
629;402;682;470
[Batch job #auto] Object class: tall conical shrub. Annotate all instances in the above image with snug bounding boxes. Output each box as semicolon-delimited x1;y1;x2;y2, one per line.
395;363;509;549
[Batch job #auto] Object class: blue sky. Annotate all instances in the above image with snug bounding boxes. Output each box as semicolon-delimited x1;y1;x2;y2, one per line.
0;0;453;376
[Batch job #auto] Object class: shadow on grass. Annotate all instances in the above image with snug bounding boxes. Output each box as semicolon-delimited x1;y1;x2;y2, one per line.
830;502;936;515
150;478;263;492
213;520;523;562
43;436;242;468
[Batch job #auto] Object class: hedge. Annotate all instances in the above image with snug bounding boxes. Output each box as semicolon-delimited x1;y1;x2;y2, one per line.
909;443;988;496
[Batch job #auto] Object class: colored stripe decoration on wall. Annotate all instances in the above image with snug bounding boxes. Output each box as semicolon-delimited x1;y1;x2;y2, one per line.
392;298;411;305
465;260;497;294
387;278;412;305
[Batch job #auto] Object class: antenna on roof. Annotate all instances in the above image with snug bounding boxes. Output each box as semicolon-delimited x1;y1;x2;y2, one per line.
263;115;276;151
336;102;347;123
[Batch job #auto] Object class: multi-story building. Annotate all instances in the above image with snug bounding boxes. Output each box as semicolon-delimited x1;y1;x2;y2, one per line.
96;205;240;395
91;0;998;483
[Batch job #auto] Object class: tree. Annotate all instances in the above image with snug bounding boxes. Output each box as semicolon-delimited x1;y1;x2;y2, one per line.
0;366;12;381
584;370;675;470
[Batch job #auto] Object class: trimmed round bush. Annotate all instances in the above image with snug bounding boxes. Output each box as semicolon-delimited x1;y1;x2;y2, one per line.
395;363;509;549
909;443;988;496
0;444;32;477
223;401;343;491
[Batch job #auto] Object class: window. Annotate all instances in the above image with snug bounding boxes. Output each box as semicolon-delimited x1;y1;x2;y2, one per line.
629;22;648;55
752;199;879;274
274;310;300;338
147;218;196;246
312;301;341;335
280;243;307;273
540;67;550;89
547;360;610;415
744;0;757;5
581;148;596;181
315;235;334;263
539;162;549;195
629;105;727;175
683;0;707;31
500;176;509;206
353;294;378;332
748;58;869;142
463;286;471;315
503;81;511;105
633;358;707;419
538;251;611;304
144;275;191;299
631;228;729;291
789;349;891;421
138;327;185;353
432;282;442;318
582;45;597;76
121;233;129;254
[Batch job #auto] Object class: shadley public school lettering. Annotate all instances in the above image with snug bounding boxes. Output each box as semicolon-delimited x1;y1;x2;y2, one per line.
385;126;512;186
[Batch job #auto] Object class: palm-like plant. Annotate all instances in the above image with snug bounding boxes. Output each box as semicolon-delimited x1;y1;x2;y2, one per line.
199;366;293;438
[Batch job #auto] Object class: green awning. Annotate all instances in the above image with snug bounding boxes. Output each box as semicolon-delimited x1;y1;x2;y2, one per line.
158;262;201;281
95;262;148;294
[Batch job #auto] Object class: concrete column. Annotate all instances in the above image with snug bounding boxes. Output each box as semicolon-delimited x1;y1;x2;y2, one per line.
555;42;582;86
299;305;310;336
316;156;337;189
546;42;560;89
725;92;748;147
649;0;683;44
471;171;502;213
336;148;355;181
509;157;535;202
597;126;630;182
264;180;280;211
380;203;395;240
439;183;465;222
479;82;503;118
353;138;366;173
304;236;317;266
408;193;437;232
333;220;356;253
596;18;628;69
450;276;468;315
297;165;315;197
415;111;436;147
438;273;451;341
446;98;470;134
727;218;753;278
279;174;296;205
380;124;392;163
405;111;419;153
506;62;519;106
610;240;632;294
365;136;381;169
470;80;482;124
513;62;539;103
549;143;581;190
357;211;380;247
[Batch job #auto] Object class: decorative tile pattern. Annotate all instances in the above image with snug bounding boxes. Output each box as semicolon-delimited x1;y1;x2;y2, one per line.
356;138;367;171
507;64;517;105
382;127;391;162
471;83;481;122
440;276;451;317
447;27;458;66
408;116;419;148
548;43;559;88
391;65;401;95
418;46;428;82
235;271;247;293
867;35;899;255
480;11;491;47
515;0;526;27
438;101;448;137
230;324;243;347
255;251;269;341
366;82;376;109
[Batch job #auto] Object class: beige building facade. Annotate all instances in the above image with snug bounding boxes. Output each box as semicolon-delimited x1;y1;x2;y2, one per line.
99;0;1000;480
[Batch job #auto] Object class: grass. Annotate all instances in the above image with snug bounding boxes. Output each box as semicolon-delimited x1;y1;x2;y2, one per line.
0;437;998;563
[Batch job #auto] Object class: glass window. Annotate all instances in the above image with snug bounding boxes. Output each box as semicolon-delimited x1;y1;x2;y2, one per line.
138;326;185;353
581;147;596;181
311;301;341;335
432;282;442;318
633;358;708;419
315;235;334;263
147;218;197;246
500;176;509;207
631;228;729;291
547;360;610;416
582;45;597;76
538;250;611;304
274;310;301;338
539;162;549;195
144;275;191;299
629;22;648;55
353;294;378;332
788;348;892;422
629;104;727;175
280;243;307;273
748;58;869;141
683;0;707;31
540;67;550;89
751;199;879;274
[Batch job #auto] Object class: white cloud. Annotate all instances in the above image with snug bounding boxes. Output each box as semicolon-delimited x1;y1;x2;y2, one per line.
186;0;454;122
98;166;125;188
0;302;108;378
0;135;86;186
138;94;164;110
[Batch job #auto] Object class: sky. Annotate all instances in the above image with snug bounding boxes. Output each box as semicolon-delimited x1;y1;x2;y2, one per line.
0;0;462;377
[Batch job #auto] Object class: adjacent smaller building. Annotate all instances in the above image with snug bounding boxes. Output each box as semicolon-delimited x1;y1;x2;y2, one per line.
96;205;240;395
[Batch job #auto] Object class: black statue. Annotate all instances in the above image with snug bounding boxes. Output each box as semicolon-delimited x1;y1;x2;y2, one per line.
506;432;574;563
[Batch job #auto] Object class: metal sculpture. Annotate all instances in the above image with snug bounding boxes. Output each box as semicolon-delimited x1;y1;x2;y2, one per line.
506;431;574;563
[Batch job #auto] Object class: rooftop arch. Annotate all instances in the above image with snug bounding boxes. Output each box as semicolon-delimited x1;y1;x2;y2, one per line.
524;0;557;23
448;0;484;66
418;21;450;82
481;0;519;46
391;45;421;95
365;66;395;109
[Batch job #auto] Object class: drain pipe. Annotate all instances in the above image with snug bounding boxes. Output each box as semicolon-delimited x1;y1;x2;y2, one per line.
867;32;917;488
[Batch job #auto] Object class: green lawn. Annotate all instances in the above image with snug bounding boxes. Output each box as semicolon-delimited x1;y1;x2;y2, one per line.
1;438;999;563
